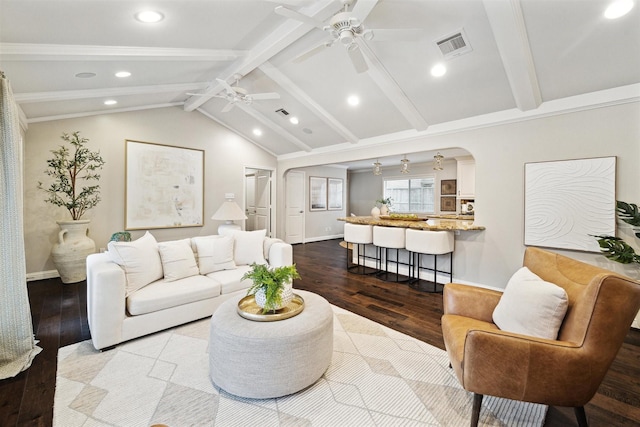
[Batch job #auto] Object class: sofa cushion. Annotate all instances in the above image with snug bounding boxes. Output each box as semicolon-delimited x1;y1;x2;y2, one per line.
127;275;222;316
225;229;267;266
206;265;253;294
193;235;236;274
493;266;568;340
107;231;163;296
157;238;200;281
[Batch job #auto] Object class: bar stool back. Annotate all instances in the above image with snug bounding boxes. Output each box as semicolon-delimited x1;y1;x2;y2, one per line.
405;229;454;292
372;226;409;282
343;223;377;274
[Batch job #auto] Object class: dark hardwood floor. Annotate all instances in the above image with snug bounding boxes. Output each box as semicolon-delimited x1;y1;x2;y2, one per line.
1;239;639;426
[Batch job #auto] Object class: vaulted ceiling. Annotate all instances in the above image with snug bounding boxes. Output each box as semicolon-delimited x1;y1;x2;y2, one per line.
1;0;638;166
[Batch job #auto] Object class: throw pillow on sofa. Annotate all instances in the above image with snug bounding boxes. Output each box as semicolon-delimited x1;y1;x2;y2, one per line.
157;238;200;281
492;266;568;340
221;229;267;265
107;231;163;296
192;235;236;274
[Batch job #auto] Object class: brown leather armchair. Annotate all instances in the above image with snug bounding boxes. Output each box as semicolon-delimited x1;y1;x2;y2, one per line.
441;247;640;427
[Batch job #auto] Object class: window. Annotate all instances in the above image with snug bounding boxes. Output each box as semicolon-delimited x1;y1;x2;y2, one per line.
383;176;435;214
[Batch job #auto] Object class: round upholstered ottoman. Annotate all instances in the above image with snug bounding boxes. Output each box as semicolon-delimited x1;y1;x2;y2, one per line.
209;289;333;399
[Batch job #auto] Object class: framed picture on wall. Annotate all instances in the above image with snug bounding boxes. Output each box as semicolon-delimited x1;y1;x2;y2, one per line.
441;179;457;196
309;176;327;211
441;197;456;212
328;178;343;210
125;140;204;229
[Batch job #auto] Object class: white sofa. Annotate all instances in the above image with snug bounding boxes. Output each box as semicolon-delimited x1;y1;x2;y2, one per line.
86;229;293;350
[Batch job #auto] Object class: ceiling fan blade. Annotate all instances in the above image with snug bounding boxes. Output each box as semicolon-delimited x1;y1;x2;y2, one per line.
347;45;368;74
369;29;424;42
249;92;281;100
293;40;332;63
274;5;324;29
350;0;378;23
221;101;235;113
216;78;236;95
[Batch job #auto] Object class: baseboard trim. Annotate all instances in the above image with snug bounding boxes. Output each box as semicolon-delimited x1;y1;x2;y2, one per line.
304;234;344;243
26;270;60;282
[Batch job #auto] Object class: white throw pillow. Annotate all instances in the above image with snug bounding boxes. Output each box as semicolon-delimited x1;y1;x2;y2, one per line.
193;235;236;274
492;266;569;340
227;229;267;266
157;238;200;282
107;231;163;296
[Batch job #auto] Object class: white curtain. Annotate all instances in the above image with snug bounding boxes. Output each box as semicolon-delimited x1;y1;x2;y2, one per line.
0;70;41;379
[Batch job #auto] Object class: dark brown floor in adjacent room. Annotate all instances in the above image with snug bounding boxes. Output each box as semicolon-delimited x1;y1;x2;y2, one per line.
1;239;639;426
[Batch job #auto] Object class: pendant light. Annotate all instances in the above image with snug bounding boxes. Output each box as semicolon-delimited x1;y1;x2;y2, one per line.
433;152;444;171
400;155;410;174
373;159;382;175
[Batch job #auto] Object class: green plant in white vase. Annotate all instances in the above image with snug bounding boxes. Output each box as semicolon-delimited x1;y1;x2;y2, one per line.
38;131;105;283
243;263;300;313
376;197;393;215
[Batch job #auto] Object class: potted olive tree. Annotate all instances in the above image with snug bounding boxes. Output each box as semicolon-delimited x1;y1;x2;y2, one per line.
38;131;105;283
242;263;300;313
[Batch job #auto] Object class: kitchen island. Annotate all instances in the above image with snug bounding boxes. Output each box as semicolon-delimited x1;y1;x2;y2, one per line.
338;215;485;231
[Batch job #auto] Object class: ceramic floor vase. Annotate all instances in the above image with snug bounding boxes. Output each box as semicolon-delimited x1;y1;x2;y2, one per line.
51;220;96;284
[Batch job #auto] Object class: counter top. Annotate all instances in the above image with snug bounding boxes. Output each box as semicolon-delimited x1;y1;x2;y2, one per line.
338;216;485;231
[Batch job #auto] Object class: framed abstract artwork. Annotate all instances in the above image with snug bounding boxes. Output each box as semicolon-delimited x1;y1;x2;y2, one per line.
524;156;616;252
309;176;327;211
328;178;343;210
125;140;204;230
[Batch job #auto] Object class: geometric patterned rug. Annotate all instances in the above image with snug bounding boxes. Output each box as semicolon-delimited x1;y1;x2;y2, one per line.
54;305;547;426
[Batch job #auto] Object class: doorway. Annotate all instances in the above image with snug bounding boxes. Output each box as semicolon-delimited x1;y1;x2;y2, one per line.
244;168;273;236
285;170;305;244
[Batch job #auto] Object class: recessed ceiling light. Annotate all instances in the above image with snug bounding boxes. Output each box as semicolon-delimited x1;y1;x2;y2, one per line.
253;128;263;136
289;116;299;125
431;63;447;77
135;10;164;23
104;100;117;106
75;72;96;78
347;95;360;106
604;0;634;18
115;71;131;78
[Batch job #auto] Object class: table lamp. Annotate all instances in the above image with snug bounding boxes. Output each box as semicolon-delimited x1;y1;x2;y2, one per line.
211;197;247;234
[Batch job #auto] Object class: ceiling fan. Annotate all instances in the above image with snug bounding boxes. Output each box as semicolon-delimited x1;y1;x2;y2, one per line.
188;75;280;113
275;0;422;73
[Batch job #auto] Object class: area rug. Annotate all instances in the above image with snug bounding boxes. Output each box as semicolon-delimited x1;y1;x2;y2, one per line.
54;305;547;426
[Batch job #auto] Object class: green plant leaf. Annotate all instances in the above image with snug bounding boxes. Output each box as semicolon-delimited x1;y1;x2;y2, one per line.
616;201;640;227
242;263;300;313
593;235;640;264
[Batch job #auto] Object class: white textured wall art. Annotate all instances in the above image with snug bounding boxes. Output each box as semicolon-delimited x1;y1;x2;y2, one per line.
524;157;616;252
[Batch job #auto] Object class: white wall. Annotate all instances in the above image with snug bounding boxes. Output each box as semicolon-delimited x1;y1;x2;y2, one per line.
24;106;276;276
277;102;640;290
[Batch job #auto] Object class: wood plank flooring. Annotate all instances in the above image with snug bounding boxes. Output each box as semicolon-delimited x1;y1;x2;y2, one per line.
1;239;638;426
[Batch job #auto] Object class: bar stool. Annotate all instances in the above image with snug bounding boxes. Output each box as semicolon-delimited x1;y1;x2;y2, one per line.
343;223;378;275
372;226;409;282
405;229;454;292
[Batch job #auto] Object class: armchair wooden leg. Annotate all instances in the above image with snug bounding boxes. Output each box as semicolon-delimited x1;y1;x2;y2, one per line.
471;393;483;427
574;406;588;427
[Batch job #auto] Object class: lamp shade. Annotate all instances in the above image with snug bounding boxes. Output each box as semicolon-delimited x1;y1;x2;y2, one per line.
211;200;247;222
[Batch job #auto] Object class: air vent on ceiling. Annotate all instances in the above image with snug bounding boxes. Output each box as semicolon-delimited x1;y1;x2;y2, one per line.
275;108;289;117
436;29;472;59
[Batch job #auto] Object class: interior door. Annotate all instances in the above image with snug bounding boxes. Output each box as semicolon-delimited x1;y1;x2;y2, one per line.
245;173;256;231
285;170;305;244
254;170;271;233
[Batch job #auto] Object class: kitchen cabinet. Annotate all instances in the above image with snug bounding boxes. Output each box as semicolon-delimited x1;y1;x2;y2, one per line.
457;159;475;198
